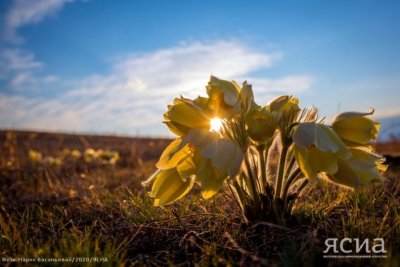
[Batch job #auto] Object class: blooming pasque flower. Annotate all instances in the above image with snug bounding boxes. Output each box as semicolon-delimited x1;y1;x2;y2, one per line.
184;128;244;198
148;128;244;203
245;107;278;143
149;168;195;206
144;138;196;205
206;75;241;117
332;109;380;146
292;122;351;180
163;97;210;137
267;95;301;116
326;148;387;187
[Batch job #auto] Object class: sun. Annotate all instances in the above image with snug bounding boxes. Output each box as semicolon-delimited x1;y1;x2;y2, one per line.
210;117;223;132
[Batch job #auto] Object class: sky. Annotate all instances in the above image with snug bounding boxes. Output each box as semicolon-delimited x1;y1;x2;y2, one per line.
0;0;399;137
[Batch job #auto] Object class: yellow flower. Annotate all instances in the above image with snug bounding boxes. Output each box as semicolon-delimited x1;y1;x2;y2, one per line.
326;148;387;187
239;80;254;113
191;128;244;191
206;76;241;117
71;149;81;158
43;156;62;166
29;150;42;162
195;157;227;199
164;97;210;136
184;128;244;198
202;138;244;178
164;77;251;137
267;95;301;116
332;109;380;146
97;150;120;165
84;148;97;162
156;138;197;179
245;107;278;143
154;128;242;200
149;168;195;206
293;122;351;180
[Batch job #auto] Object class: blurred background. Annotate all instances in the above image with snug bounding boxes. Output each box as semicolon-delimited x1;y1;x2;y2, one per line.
0;0;399;140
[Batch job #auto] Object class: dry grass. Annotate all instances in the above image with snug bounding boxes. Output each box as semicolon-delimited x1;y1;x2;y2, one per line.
0;130;399;266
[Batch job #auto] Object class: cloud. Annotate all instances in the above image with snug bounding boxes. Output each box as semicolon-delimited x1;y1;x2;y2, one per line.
4;0;77;42
0;48;58;90
0;49;42;70
10;72;32;87
245;76;313;103
0;41;314;136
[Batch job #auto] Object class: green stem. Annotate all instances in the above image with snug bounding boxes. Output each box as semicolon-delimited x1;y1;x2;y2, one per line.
285;179;309;215
281;168;302;200
296;179;309;195
283;150;295;180
275;144;288;198
279;148;295;198
257;144;268;194
228;183;244;213
244;156;260;212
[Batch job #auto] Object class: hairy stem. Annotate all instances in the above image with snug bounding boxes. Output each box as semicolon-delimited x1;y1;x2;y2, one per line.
228;183;244;213
285;179;309;215
275;144;288;198
296;178;309;195
283;150;295;179
244;156;260;213
281;168;302;200
257;144;268;194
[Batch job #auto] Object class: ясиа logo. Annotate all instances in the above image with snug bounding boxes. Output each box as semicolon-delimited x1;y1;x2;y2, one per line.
323;238;387;258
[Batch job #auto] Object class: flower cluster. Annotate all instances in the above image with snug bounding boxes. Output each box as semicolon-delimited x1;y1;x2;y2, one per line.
144;76;386;222
28;148;120;167
83;148;120;165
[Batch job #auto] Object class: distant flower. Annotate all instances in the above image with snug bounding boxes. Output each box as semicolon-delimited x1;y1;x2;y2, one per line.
71;149;81;158
84;148;97;162
97;149;120;165
29;150;42;162
43;156;62;166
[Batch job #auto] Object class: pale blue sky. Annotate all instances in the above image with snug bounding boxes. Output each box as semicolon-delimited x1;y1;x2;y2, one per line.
0;0;399;137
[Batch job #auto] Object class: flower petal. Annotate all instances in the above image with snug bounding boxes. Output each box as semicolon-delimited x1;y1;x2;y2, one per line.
165;98;210;129
245;107;277;142
332;110;380;145
346;148;386;184
239;81;254;113
156;139;192;170
326;160;360;188
185;128;218;148
267;95;300;114
163;120;191;137
176;153;196;178
293;144;339;180
150;168;194;206
293;122;351;158
333;109;374;122
326;148;386;188
202;138;244;178
206;76;240;116
196;158;227;199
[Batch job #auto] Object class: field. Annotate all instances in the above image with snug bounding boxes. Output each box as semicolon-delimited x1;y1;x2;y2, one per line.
0;130;399;266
